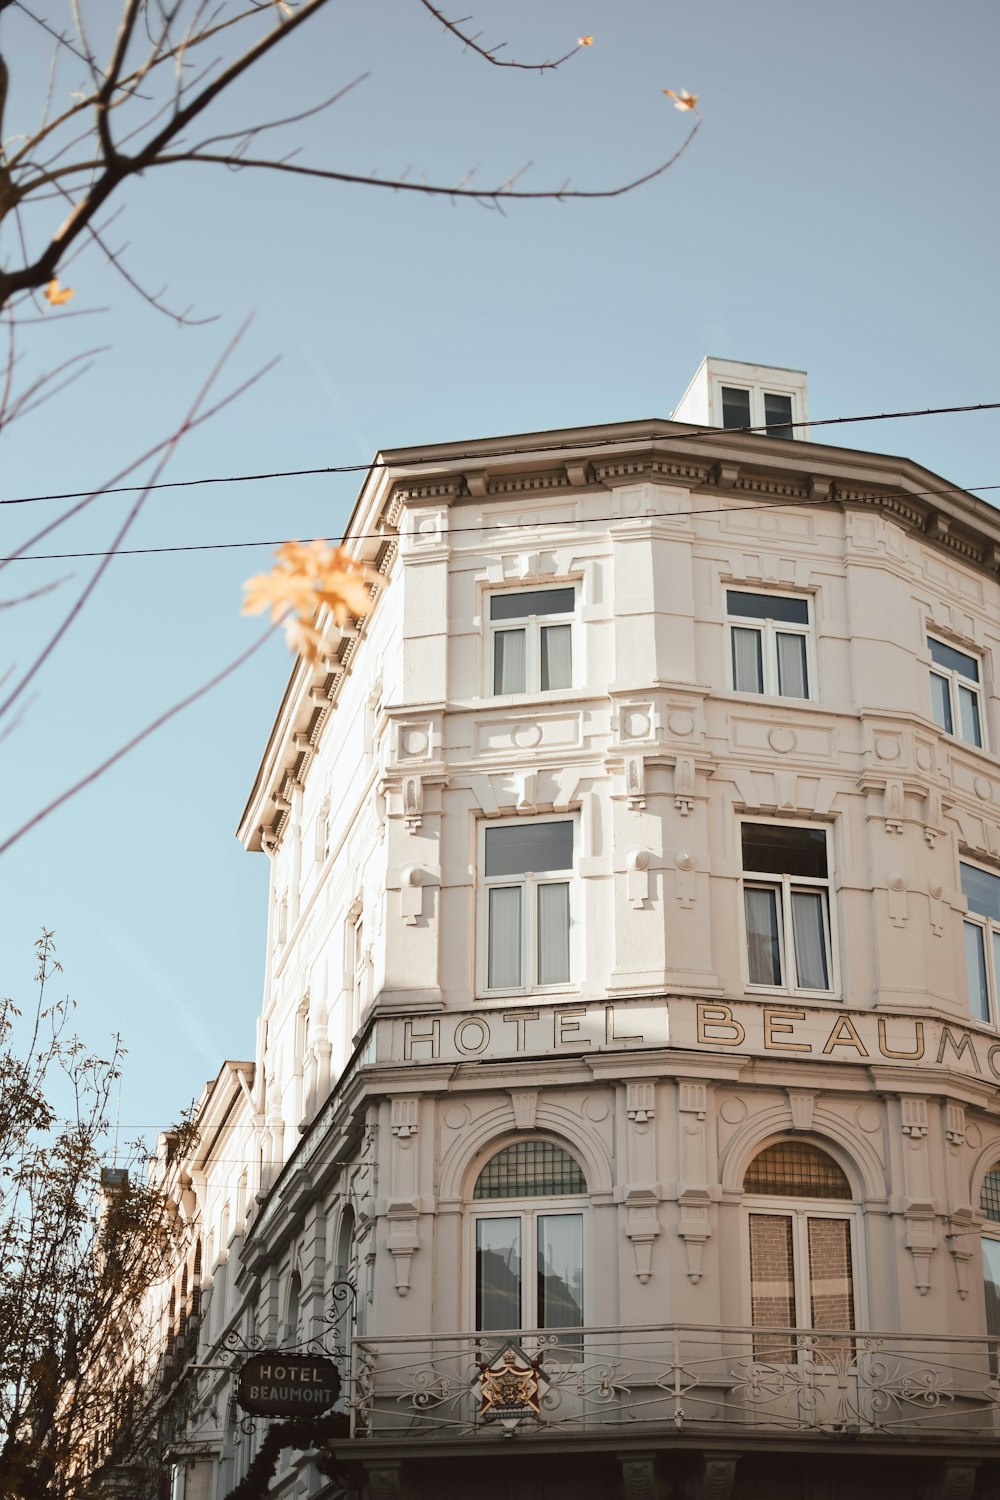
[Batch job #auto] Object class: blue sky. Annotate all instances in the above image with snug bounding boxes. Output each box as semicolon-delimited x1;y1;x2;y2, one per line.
3;0;1000;1144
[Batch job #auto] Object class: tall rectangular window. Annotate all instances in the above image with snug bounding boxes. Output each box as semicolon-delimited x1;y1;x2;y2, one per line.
929;636;984;748
482;820;574;992
742;823;834;994
961;861;1000;1026
727;590;813;699
489;587;575;696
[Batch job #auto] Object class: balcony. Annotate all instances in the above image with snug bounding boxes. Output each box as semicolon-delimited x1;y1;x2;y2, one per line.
348;1323;1000;1448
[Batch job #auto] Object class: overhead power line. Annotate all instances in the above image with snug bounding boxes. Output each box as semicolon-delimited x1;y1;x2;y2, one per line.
2;398;1000;509
6;482;1000;563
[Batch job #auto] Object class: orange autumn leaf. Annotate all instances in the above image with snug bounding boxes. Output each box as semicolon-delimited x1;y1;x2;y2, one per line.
44;279;75;306
243;539;383;661
578;35;594;46
663;88;698;111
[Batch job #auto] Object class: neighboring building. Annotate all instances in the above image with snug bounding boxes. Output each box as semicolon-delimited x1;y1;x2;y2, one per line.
162;360;1000;1500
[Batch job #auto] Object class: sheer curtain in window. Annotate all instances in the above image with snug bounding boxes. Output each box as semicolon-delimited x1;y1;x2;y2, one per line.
732;627;764;692
540;624;572;691
537;882;570;984
745;888;781;985
776;632;808;697
488;887;522;988
790;891;829;989
494;629;526;693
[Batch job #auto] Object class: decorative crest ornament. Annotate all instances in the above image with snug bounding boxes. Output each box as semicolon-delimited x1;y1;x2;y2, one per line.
474;1341;549;1433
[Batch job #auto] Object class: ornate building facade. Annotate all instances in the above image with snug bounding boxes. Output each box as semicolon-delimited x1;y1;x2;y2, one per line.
163;361;1000;1500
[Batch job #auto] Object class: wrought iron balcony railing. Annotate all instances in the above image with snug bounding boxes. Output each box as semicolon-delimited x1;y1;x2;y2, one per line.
349;1323;1000;1444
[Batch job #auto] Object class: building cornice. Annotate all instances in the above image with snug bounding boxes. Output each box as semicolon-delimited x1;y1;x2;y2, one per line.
239;418;998;854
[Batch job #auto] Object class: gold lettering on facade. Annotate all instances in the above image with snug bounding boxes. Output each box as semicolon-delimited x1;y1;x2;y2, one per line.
877;1017;925;1060
821;1015;869;1056
606;1004;644;1044
403;1018;441;1061
696;1003;745;1047
763;1007;810;1052
556;1007;591;1047
454;1018;490;1055
937;1027;982;1074
501;1010;540;1050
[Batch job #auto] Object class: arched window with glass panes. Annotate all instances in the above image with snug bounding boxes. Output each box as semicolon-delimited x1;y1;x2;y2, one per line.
471;1141;586;1341
980;1167;1000;1349
744;1141;857;1357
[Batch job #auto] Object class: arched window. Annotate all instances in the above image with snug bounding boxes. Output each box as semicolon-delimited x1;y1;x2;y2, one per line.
744;1141;857;1355
470;1141;586;1339
980;1167;1000;1348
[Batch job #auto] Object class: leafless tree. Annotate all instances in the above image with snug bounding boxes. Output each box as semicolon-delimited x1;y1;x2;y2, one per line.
0;930;197;1500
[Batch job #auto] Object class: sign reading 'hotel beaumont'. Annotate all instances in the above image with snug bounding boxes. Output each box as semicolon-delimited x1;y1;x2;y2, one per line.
379;996;1000;1084
236;1354;340;1417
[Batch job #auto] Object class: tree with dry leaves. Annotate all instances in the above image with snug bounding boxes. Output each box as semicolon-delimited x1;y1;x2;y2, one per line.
0;930;195;1500
0;0;700;857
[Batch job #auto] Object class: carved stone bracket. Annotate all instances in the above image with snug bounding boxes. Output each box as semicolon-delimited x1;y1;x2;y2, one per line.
508;1089;539;1131
625;754;646;810
619;1454;660;1500
624;1192;660;1284
678;1189;712;1284
386;1208;419;1297
688;1455;739;1500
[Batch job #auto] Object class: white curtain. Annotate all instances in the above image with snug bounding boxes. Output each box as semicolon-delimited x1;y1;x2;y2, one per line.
965;922;990;1023
537;882;570;985
776;632;808;698
732;626;763;692
791;890;829;989
494;629;526;693
745;887;781;985
930;671;953;733
960;684;983;746
488;886;522;988
540;624;572;691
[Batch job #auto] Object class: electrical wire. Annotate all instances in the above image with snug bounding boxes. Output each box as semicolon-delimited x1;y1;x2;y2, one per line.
5;483;1000;564
2;398;999;508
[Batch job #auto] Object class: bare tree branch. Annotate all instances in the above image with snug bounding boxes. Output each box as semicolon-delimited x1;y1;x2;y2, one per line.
155;118;701;203
417;0;585;71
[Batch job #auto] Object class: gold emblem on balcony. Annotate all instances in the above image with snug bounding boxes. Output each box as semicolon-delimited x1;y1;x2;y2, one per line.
476;1341;548;1430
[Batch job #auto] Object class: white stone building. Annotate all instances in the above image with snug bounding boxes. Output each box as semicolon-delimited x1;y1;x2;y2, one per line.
163;360;1000;1500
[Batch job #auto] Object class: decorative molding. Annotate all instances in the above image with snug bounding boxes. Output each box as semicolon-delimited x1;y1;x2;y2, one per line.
945;1102;966;1146
679;1083;707;1120
620;1456;659;1500
625;754;646;810
627;1083;655;1123
624;1194;660;1285
787;1091;816;1133
390;1098;418;1139
626;849;651;909
901;1098;929;1138
508;1089;539;1131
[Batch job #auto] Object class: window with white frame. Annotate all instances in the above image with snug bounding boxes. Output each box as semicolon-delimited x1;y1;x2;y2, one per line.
741;823;834;994
481;820;574;993
488;587;575;696
961;862;1000;1027
727;590;813;699
350;910;365;1029
721;385;795;439
929;636;984;748
744;1141;857;1358
471;1141;586;1344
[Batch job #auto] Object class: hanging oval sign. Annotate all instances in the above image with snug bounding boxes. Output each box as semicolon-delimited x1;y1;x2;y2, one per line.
236;1353;341;1417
